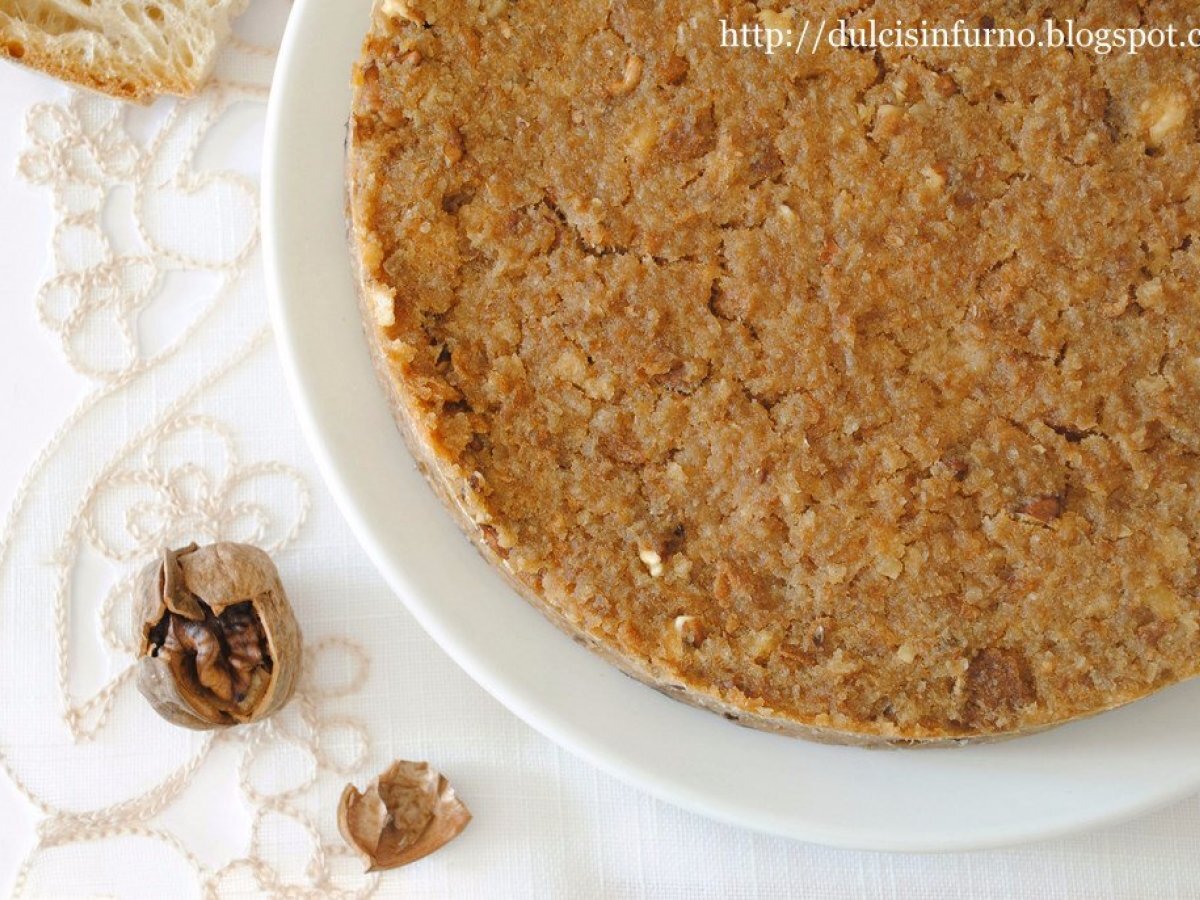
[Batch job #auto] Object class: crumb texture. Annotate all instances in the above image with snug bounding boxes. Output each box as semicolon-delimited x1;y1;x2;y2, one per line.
349;0;1200;741
0;0;247;101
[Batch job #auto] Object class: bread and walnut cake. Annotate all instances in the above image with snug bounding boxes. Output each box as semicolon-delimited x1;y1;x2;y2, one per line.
348;0;1200;744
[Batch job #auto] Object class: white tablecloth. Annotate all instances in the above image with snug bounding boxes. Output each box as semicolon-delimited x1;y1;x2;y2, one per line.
0;3;1198;897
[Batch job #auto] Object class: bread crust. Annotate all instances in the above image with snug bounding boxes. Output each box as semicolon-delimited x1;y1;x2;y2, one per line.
0;36;189;103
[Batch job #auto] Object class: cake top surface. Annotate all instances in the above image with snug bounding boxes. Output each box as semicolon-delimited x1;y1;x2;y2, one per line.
349;0;1200;741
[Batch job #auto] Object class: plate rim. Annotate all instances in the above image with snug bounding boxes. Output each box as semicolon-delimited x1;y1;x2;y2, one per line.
262;0;1200;853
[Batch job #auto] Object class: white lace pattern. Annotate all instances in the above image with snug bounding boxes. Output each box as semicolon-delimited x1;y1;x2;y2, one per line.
1;4;378;895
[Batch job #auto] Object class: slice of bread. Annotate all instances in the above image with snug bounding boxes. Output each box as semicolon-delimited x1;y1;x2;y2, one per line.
0;0;250;103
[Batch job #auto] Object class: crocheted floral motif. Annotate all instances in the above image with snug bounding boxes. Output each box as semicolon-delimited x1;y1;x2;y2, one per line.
1;4;382;896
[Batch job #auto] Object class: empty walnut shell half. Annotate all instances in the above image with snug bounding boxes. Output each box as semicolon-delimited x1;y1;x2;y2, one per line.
134;542;302;730
338;761;472;872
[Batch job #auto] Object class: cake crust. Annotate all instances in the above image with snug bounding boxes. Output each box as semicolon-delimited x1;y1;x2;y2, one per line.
348;0;1200;744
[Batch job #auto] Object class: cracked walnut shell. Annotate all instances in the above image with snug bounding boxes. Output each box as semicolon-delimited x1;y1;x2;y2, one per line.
134;542;302;730
338;760;471;872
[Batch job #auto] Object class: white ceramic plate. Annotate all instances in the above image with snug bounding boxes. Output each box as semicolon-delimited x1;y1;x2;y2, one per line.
263;0;1200;852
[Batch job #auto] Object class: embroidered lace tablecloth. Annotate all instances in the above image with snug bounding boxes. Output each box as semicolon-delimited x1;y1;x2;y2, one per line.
1;3;1198;897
